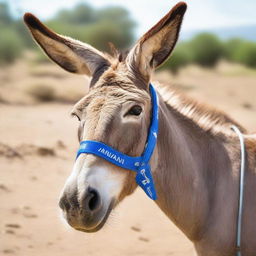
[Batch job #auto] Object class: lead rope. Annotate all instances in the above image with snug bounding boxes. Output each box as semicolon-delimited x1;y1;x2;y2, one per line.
231;125;246;256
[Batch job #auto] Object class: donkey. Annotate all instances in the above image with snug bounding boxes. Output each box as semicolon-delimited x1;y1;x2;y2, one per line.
24;2;256;256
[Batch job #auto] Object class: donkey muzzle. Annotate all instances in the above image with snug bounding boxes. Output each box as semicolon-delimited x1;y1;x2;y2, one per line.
59;186;112;232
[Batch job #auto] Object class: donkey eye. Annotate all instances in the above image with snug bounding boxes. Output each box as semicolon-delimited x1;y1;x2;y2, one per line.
72;113;81;121
127;105;142;116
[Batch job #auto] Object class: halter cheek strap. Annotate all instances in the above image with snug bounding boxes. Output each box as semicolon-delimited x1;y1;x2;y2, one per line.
76;84;159;200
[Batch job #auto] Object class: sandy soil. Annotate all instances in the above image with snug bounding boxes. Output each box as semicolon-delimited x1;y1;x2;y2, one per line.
0;59;255;256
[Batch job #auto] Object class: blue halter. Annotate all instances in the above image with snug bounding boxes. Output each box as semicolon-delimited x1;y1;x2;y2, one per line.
76;84;158;200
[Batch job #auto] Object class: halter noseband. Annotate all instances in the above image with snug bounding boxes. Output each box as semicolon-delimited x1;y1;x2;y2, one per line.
76;83;158;200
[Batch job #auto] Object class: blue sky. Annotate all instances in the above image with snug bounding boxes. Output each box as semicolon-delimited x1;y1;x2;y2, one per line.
5;0;256;36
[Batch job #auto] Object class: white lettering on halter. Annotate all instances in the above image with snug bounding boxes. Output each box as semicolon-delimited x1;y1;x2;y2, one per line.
98;148;125;165
140;169;150;185
147;187;153;197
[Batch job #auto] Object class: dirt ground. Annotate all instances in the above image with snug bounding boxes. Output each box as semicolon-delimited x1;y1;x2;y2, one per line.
1;58;256;256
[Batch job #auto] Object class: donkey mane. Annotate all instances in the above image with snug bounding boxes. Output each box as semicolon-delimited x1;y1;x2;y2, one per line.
154;81;246;137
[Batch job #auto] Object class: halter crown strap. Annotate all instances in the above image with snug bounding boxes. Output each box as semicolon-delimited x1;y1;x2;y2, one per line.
76;84;159;200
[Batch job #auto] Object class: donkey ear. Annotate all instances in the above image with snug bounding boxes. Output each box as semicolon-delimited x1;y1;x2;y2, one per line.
127;2;187;80
23;13;110;76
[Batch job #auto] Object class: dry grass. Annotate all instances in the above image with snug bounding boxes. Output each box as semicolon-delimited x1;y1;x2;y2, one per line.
0;53;88;105
27;84;56;102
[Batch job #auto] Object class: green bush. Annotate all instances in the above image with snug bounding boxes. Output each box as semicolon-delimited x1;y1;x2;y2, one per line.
55;3;96;24
189;33;224;67
46;5;135;52
0;27;23;65
223;39;256;68
84;21;132;52
223;38;244;61
232;42;256;68
161;43;193;74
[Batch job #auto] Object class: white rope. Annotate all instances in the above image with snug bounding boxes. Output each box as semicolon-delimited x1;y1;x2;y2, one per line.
231;125;246;256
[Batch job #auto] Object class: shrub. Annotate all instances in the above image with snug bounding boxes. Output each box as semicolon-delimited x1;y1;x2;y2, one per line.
46;5;135;52
232;41;256;68
27;84;56;102
224;38;256;68
189;33;224;67
84;21;132;51
223;38;245;61
0;27;23;65
55;3;95;24
161;43;193;74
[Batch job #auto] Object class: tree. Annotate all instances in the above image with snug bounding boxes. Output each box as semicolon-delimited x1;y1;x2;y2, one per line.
0;27;23;64
55;3;96;24
48;4;136;51
233;41;256;68
161;42;193;74
190;33;224;67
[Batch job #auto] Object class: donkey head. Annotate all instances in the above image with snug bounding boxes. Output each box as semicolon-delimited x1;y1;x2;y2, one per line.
24;2;186;233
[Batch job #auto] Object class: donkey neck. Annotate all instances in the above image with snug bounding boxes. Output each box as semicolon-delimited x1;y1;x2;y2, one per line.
152;94;233;241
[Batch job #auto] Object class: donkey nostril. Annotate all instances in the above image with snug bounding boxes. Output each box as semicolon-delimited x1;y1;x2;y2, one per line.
59;196;71;211
87;188;100;212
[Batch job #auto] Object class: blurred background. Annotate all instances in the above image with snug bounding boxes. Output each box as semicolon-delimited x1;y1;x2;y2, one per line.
0;1;255;256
